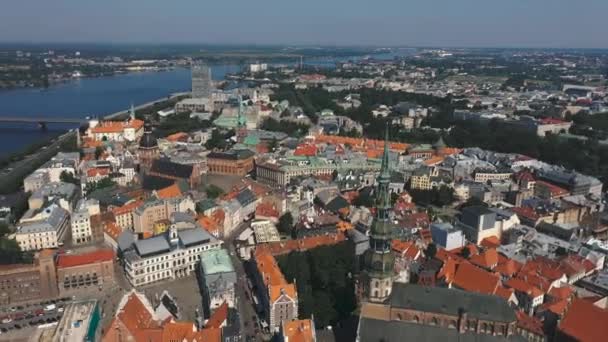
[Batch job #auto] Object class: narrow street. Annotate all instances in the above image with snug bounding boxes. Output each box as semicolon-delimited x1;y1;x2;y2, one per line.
224;223;267;341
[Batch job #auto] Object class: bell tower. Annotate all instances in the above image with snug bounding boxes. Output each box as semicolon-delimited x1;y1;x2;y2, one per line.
236;95;247;143
362;126;396;302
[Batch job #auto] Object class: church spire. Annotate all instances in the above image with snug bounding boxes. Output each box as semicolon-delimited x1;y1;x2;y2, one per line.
237;95;246;128
130;102;135;120
379;125;391;180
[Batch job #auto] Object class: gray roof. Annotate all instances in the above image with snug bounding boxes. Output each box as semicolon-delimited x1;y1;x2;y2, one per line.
236;188;256;207
135;235;171;256
358;318;526;342
178;228;214;247
117;231;137;252
18;205;69;234
390;284;517;323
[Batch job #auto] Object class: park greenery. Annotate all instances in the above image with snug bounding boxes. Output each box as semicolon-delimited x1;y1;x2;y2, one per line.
259;117;310;138
277;212;294;235
277;242;358;328
205;129;234;150
84;178;116;195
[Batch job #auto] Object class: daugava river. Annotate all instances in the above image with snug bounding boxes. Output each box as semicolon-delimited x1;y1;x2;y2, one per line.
0;65;241;157
0;49;416;158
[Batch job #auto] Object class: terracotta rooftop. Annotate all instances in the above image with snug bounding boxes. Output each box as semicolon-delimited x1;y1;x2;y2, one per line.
254;249;297;302
294;143;317;157
451;261;500;295
104;221;122;241
257;233;346;256
156;183;182;200
87;168;110;177
90;119;144;134
165;132;189;143
56;249;114;268
536;180;569;197
112;200;144;216
505;277;544;299
469;248;499;270
559;298;608;342
479;236;501;249
205;302;228;329
255;202;280;219
494;259;523;278
283;319;315;342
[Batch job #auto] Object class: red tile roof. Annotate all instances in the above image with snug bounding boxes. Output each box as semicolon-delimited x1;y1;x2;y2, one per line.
56;249;114;268
205;302;228;329
479;236;501;249
559;299;608;342
156;183;182;199
283;319;315;342
451;262;500;295
90;119;144;134
505;277;544;299
469;248;499;270
495;259;522;278
112;200;144;216
294;143;317;157
257;233;346;256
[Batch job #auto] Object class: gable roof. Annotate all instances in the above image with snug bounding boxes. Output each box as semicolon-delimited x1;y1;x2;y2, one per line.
470;248;499;270
390;283;516;323
205;302;228;329
452;262;500;296
156;183;183;200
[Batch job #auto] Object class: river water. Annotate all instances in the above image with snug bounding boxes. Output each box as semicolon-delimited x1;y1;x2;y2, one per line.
0;65;241;157
0;49;416;157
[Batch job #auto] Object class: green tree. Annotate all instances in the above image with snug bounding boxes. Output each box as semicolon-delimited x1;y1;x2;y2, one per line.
205;184;224;199
60;170;79;185
94;146;104;159
277;212;294;235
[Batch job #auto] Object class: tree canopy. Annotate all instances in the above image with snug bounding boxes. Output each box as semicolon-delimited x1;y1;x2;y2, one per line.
277;243;357;328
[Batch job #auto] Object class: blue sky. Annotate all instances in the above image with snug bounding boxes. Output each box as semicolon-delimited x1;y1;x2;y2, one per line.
1;0;607;48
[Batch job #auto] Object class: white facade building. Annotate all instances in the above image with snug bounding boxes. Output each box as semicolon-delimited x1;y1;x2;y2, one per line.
122;226;222;287
15;204;70;251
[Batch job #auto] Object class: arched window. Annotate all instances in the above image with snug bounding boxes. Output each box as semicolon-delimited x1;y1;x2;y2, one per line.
374;281;379;288
413;315;420;323
373;290;379;298
431;317;439;325
482;323;488;333
396;313;403;321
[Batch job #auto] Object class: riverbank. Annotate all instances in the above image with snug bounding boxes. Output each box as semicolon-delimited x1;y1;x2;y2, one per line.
0;131;78;195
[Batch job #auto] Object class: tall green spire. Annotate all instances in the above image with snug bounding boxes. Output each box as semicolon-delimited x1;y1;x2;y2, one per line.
375;125;392;210
237;95;246;128
130;102;135;120
379;125;391;180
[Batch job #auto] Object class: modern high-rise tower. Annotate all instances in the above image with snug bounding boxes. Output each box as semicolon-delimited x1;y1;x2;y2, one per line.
362;127;396;303
191;61;212;99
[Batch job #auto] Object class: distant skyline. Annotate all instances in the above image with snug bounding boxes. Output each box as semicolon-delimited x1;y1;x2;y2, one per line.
2;0;607;49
